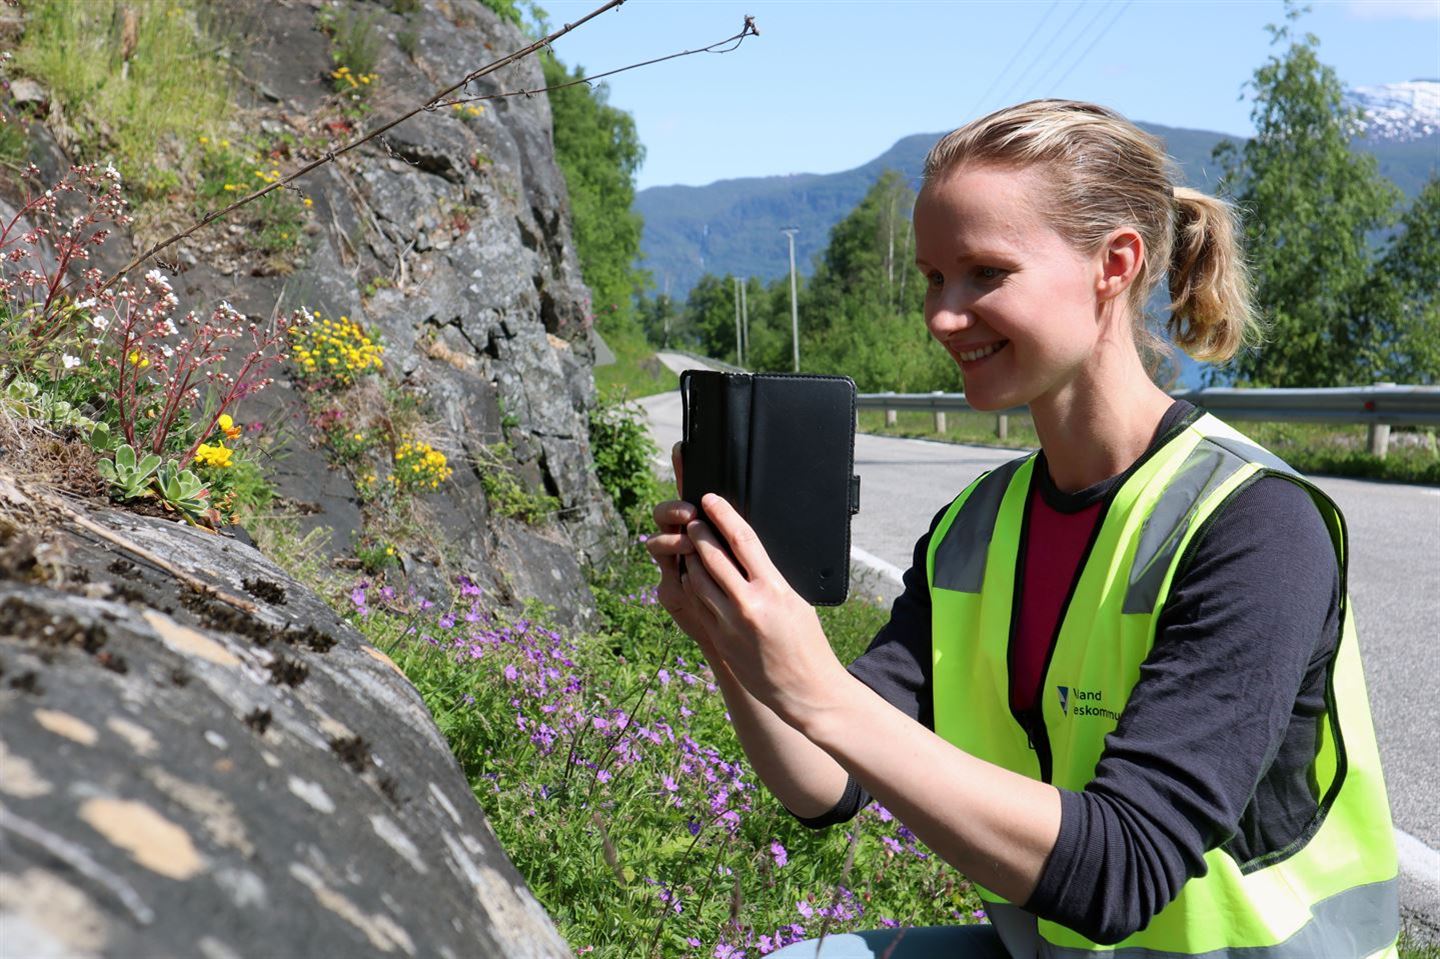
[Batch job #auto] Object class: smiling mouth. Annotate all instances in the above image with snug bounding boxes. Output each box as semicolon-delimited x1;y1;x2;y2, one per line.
955;341;1008;363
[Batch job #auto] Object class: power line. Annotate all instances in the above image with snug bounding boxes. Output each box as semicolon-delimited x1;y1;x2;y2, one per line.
994;0;1089;108
1049;0;1133;92
966;0;1059;120
1027;0;1116;97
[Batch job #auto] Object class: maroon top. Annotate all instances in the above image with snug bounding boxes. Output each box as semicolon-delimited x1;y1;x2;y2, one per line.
1011;492;1103;715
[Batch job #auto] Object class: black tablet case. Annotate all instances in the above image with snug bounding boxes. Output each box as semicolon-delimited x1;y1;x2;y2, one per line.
680;370;861;606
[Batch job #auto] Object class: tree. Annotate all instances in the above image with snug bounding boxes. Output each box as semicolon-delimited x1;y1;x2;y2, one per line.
1359;177;1440;384
795;171;955;391
681;273;742;362
1213;4;1401;386
542;54;648;337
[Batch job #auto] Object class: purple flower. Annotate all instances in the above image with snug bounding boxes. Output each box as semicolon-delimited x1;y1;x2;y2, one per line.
657;668;671;685
879;917;899;928
595;769;611;783
972;908;987;921
686;819;701;836
769;841;788;868
796;900;814;919
662;775;678;793
503;664;519;682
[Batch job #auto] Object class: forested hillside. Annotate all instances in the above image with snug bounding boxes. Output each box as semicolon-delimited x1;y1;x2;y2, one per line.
638;120;1438;301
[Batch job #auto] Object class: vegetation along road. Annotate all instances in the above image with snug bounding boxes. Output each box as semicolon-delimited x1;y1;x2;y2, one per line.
639;376;1440;933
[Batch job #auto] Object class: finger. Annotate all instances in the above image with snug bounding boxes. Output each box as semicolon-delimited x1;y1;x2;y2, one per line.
653;499;697;531
645;531;695;557
672;441;684;498
681;553;738;629
687;518;753;598
699;493;781;583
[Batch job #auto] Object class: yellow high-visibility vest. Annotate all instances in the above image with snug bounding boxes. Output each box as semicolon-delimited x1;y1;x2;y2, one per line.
927;412;1398;957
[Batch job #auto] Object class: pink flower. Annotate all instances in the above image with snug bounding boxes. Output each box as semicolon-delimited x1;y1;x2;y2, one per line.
769;841;788;868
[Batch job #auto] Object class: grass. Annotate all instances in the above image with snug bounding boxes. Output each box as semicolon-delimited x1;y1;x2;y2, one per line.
11;0;231;200
858;409;1440;485
595;328;676;401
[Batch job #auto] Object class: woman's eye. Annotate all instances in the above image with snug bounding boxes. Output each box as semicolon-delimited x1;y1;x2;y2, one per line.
925;271;944;289
976;266;1006;281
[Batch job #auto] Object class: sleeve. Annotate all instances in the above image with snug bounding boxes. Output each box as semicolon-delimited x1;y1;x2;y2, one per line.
1024;476;1342;944
787;505;945;829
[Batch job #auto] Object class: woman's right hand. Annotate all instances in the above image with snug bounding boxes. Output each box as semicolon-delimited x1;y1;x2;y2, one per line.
646;442;716;649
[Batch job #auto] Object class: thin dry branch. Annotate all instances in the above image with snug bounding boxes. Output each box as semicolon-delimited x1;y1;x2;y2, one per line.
100;5;761;290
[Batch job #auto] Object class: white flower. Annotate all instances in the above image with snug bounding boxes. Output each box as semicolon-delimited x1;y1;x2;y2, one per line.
62;354;81;369
88;314;110;332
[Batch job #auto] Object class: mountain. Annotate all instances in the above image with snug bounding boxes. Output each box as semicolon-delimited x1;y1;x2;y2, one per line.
635;87;1440;300
1347;80;1440;143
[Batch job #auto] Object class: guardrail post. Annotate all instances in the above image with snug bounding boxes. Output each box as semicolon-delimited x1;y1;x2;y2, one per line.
934;409;946;434
996;414;1008;441
885;408;897;427
1367;423;1390;458
1367;382;1394;459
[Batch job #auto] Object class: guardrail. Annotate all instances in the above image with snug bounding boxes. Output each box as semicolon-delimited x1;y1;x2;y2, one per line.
857;384;1440;457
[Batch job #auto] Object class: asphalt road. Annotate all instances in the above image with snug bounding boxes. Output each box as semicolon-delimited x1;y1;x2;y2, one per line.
640;359;1440;930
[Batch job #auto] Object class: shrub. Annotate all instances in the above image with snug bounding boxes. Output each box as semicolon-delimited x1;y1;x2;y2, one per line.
289;312;384;387
589;396;660;532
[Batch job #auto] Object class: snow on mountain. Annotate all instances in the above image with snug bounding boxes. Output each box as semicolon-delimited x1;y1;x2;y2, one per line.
1345;80;1440;142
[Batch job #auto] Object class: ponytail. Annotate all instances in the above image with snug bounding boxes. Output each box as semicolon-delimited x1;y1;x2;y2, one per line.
1168;187;1260;362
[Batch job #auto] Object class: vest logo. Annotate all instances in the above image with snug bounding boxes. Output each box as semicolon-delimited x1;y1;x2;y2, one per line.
1056;685;1120;721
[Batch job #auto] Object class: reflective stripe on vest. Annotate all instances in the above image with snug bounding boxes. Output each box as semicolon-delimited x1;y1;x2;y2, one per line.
928;413;1399;957
984;875;1398;958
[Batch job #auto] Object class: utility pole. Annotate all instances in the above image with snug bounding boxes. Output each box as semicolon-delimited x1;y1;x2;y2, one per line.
733;276;743;367
781;227;800;372
739;278;749;368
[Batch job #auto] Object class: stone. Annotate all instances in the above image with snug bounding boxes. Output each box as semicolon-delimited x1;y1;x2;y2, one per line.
0;475;572;958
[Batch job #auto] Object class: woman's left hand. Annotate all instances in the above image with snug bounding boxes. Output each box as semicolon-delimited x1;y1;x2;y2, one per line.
681;492;850;727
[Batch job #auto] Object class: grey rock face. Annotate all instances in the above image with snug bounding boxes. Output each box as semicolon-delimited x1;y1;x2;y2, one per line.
0;476;572;958
13;0;622;623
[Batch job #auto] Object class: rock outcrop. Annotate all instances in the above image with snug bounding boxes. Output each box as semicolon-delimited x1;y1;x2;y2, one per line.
11;0;622;624
0;474;572;958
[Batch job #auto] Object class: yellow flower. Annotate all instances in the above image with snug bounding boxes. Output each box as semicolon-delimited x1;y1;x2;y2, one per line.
220;139;230;148
198;135;210;145
218;413;243;440
128;351;150;368
303;198;314;208
194;443;234;469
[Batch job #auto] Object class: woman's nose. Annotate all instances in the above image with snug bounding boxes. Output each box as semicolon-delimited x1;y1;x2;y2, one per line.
926;293;975;339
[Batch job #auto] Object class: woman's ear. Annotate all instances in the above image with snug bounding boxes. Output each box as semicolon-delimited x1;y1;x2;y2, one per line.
1096;227;1144;304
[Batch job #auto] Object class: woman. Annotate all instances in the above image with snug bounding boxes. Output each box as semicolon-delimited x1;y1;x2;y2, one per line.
647;100;1398;958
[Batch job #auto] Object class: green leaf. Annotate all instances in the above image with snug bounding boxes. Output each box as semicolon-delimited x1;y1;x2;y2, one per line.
116;444;137;470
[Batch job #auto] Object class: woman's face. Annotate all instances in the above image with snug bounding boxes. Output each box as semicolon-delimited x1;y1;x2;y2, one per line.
913;164;1109;412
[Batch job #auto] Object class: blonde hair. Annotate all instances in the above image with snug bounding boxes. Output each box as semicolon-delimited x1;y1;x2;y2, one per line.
923;99;1258;362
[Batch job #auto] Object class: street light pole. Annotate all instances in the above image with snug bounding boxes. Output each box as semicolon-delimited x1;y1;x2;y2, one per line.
733;276;743;367
781;227;800;371
739;278;748;367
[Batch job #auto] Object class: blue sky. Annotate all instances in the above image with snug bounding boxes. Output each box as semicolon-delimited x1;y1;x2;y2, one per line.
537;0;1440;190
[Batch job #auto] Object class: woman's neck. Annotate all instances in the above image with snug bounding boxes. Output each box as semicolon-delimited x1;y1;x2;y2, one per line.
1029;338;1175;494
